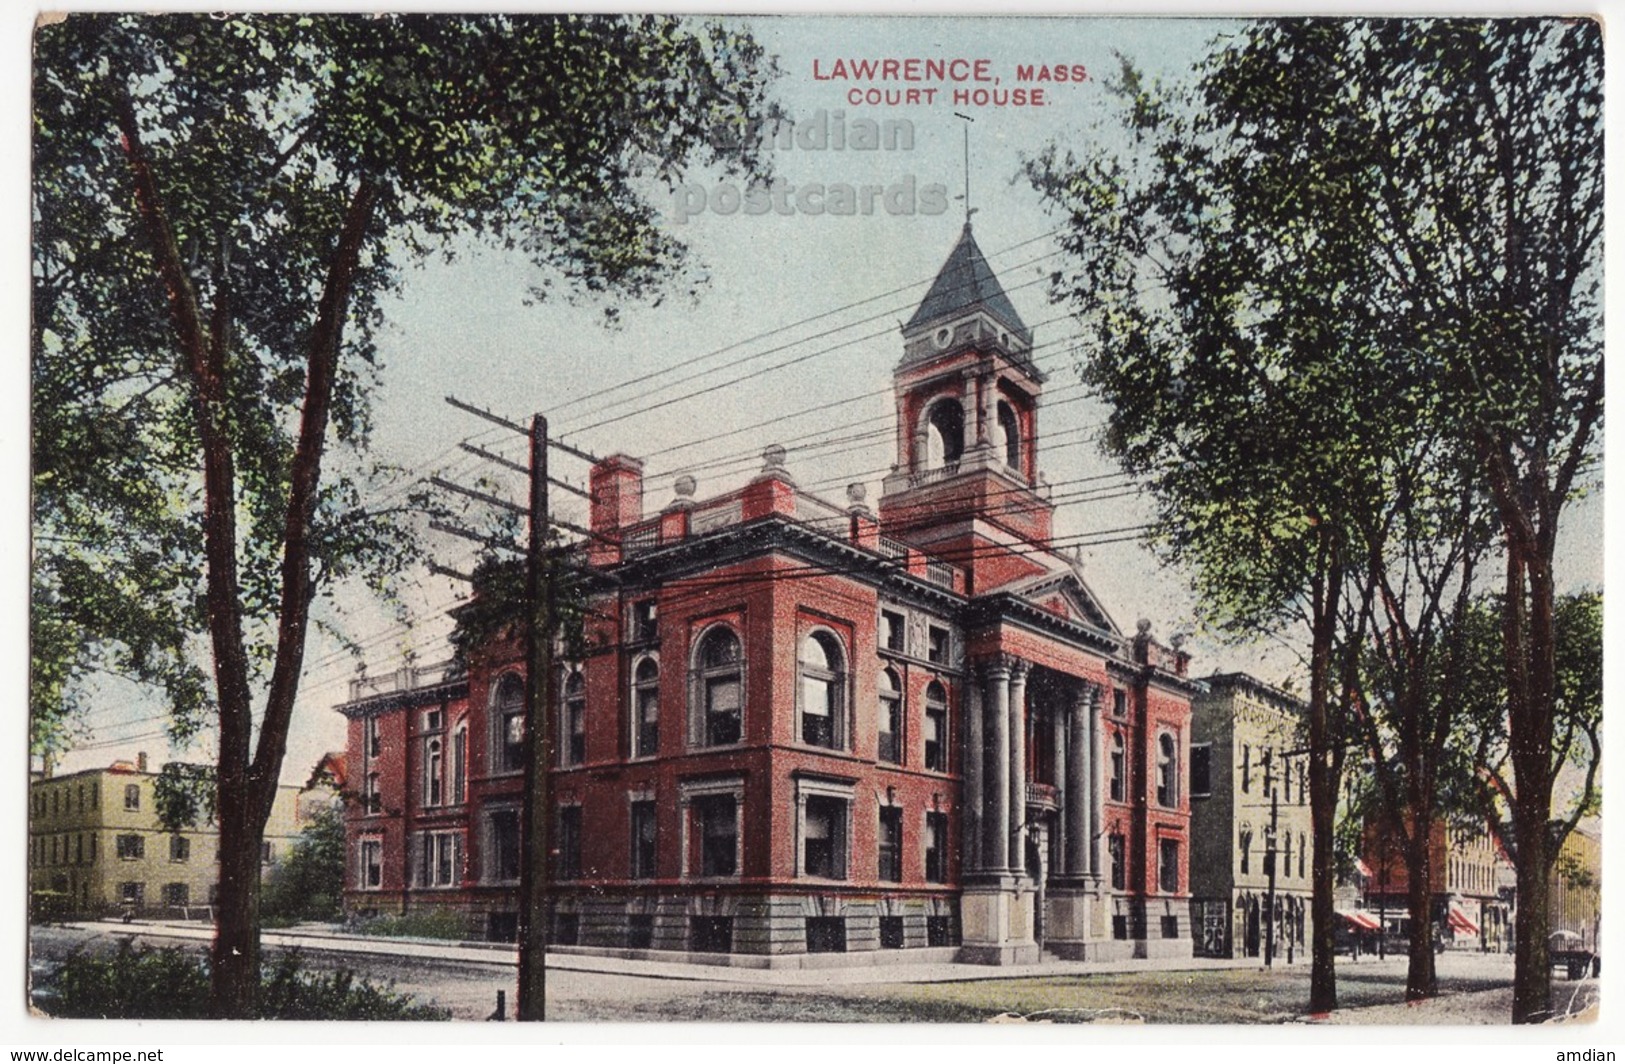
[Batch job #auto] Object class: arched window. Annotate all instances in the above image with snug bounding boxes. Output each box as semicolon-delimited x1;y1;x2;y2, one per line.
996;400;1021;468
1109;732;1125;802
1157;733;1179;807
798;631;845;749
923;681;948;771
562;671;586;766
877;668;902;764
693;626;742;747
633;657;660;758
924;398;964;471
491;673;525;775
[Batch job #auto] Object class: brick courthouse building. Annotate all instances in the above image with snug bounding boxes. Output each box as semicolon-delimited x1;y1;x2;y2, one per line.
340;226;1199;964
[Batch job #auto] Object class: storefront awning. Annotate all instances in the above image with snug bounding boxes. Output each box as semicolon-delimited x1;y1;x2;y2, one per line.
1447;907;1479;936
1338;909;1381;931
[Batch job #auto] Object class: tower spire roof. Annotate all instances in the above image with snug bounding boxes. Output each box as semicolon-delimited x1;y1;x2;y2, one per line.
904;222;1031;343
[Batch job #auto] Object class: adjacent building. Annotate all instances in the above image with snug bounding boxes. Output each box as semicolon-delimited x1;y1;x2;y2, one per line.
340;224;1201;965
1548;826;1600;951
1187;673;1313;960
28;753;301;919
1361;818;1513;952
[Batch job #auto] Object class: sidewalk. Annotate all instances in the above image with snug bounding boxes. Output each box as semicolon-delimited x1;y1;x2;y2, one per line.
68;917;1397;988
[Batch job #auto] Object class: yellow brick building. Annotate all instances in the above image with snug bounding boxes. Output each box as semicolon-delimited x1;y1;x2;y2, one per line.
29;757;301;919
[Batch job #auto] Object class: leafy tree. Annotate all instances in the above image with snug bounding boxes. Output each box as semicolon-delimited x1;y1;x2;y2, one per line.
262;806;346;923
33;12;775;1017
1030;17;1600;1020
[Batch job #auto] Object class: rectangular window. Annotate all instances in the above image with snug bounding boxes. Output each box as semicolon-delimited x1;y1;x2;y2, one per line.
881;609;905;652
364;772;381;815
552;912;579;946
878;806;903;883
117;834;144;860
1112;689;1127;717
1109;833;1125;890
360;839;382;889
630;800;658;880
800;677;835;748
1112;914;1128;940
695;795;738;877
926;626;949;664
1241;744;1251;793
690;915;733;954
501;710;526;774
1190;743;1212;798
1110;738;1125;802
632;599;658;642
628;914;655;950
926;915;956;947
566;699;586;766
1159;838;1180;894
486;808;521;883
558;807;582;881
1283;756;1292;802
419;831;460;888
879;916;905;949
262;841;274;864
802;795;847;879
88;835;95;863
424;738;444;807
924;704;947;772
636;679;660;758
1161;914;1179;939
120;882;144;908
423;708;443;732
878;693;900;764
124;784;140;811
169;835;190;862
924;812;948;883
365;716;381;759
163;882;189;908
1240;830;1251;875
806;917;847;954
1262;748;1274;798
452;728;467;804
1298;763;1307;806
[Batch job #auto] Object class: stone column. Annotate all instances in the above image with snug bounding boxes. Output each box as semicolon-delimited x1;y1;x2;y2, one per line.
1008;660;1030;877
984;657;1011;874
1052;701;1068;875
1088;683;1103;880
1066;685;1091;877
961;370;979;448
963;664;984;874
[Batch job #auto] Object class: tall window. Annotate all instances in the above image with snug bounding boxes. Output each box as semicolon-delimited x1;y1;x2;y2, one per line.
1298;763;1307;806
420;831;461;888
1110;733;1125;801
692;794;738;877
117;834;143;860
1283;831;1293;880
1159;838;1180;894
424;737;443;806
802;795;848;879
1190;743;1212;798
878;806;903;882
485;808;521;883
799;631;845;749
924;811;948;883
632;599;658;642
360;839;382;888
630;800;658;879
1157;733;1179;807
924;682;948;771
880;609;905;652
927;626;950;665
124;784;140;811
493;673;526;774
1112;689;1127;717
1108;833;1125;890
634;658;660;758
694;627;742;747
558;806;582;880
364;715;381;759
877;669;902;764
364;772;381;815
1239;826;1253;875
996;399;1021;468
452;725;467;804
169;835;190;862
1241;744;1251;793
563;671;586;766
1283;755;1292;802
1298;832;1306;879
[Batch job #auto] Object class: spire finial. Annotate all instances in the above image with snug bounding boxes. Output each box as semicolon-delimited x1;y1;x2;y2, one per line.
953;111;976;227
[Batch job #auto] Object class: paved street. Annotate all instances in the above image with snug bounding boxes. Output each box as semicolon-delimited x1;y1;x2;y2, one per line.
27;919;1597;1024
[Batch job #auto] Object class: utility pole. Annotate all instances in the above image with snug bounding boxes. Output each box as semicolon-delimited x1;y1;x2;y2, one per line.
517;414;553;1022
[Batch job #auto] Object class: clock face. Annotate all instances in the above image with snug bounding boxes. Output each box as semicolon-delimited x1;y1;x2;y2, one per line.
934;326;953;349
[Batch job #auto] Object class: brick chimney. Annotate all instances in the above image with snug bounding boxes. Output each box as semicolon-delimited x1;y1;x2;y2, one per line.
590;454;644;537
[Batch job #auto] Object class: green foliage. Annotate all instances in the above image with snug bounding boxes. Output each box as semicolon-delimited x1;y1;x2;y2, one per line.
447;548;590;671
43;941;446;1020
352;907;468;941
261;806;346;922
151;761;216;832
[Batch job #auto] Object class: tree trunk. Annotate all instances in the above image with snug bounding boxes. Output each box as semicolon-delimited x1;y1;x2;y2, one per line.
211;776;265;1018
1404;829;1437;1000
1511;822;1552;1023
1306;539;1341;1015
